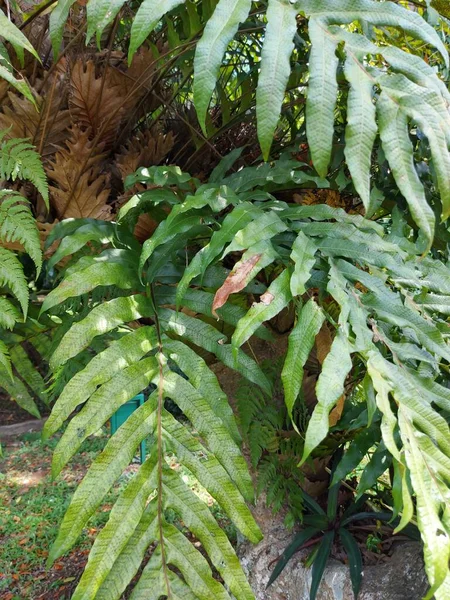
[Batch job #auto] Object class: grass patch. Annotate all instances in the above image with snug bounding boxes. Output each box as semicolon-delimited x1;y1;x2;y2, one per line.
0;428;236;599
0;429;135;599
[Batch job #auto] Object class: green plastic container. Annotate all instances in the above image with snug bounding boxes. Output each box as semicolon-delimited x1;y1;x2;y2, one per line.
110;393;146;463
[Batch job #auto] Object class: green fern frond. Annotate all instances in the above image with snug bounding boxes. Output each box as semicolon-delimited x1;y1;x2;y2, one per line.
0;246;29;317
9;344;47;404
0;339;13;381
0;133;49;204
0;296;20;329
0;361;40;418
0;190;42;273
44;325;261;599
43;0;450;240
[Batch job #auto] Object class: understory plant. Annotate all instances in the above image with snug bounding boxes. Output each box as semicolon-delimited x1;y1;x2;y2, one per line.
0;131;51;418
39;154;450;598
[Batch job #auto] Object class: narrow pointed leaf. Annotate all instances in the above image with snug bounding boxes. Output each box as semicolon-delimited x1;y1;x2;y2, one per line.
129;0;186;62
193;0;252;131
43;327;158;438
256;0;298;160
51;356;159;477
232;269;292;350
290;231;318;296
339;528;362;599
267;527;319;587
310;531;334;600
48;295;154;369
305;18;339;177
301;331;352;464
281;299;324;419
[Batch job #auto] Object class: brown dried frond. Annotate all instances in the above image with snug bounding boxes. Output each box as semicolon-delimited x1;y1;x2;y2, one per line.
106;48;162;141
115;129;175;182
69;60;127;150
133;213;160;243
47;125;111;220
107;48;156;99
0;82;70;158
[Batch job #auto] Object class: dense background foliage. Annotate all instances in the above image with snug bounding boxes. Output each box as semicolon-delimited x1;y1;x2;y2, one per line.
1;0;450;598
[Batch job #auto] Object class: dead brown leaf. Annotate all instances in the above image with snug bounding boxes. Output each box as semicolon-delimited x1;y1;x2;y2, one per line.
69;60;126;149
316;322;333;365
329;394;345;427
212;253;262;317
47;125;111;219
0;83;70;158
115;129;175;183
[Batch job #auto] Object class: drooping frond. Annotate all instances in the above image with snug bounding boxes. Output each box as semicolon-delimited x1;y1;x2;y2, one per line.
0;132;49;203
0;246;28;317
0;190;42;273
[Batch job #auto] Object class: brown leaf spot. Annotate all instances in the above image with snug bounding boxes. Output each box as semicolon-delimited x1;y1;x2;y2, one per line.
260;290;274;305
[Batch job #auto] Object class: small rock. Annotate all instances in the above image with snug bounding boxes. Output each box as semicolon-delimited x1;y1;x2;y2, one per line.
238;501;429;600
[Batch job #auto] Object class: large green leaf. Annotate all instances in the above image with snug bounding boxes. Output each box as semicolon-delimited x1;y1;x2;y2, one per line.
72;453;159;600
256;0;298;160
342;43;377;212
377;92;435;246
42;251;142;312
301;330;352;464
130;550;199;600
232;269;292;350
49;0;78;56
160;404;260;541
43;326;158;439
129;0;186;62
46;221;138;269
305;18;339;177
48;390;159;563
86;0;126;44
48;295;154;369
158;308;272;394
299;0;447;65
224;210;288;255
176;203;261;306
163;338;241;443
161;465;255;600
0;9;39;60
161;369;254;500
281;299;324;419
193;0;252;131
290;231;318;296
51;356;159;476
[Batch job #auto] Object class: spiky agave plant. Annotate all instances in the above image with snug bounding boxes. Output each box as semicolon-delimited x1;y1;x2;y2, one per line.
42;155;450;598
